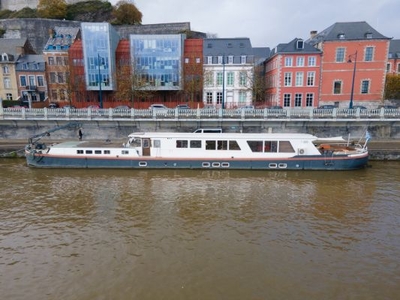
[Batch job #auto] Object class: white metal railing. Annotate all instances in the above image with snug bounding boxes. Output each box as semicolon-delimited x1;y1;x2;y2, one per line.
1;107;400;121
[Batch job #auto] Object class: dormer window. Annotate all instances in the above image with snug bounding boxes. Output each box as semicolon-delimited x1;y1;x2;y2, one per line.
296;40;304;49
365;32;373;39
338;33;345;39
1;53;8;61
207;43;212;48
227;43;233;48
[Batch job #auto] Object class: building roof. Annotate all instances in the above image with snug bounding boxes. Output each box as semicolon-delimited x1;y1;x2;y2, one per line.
270;38;321;56
389;39;400;59
44;26;81;52
15;54;46;71
307;21;390;45
0;38;33;56
203;38;253;56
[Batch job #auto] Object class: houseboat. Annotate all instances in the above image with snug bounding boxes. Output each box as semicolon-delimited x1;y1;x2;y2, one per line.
25;131;369;170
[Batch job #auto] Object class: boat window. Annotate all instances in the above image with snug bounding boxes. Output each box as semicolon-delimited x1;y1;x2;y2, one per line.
229;140;241;150
217;140;228;150
279;141;295;153
221;162;230;168
95;150;101;154
104;150;110;154
143;139;150;148
269;163;278;168
206;140;216;150
190;140;201;148
202;162;211;167
212;162;221;167
264;141;278;153
77;150;83;154
176;140;188;148
131;138;141;147
248;141;263;152
85;150;93;154
122;150;129;155
154;140;161;148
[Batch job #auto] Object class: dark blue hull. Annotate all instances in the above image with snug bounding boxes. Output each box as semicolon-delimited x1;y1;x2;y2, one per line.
26;153;369;170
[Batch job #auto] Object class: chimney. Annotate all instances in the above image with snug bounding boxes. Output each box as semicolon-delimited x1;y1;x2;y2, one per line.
310;30;318;39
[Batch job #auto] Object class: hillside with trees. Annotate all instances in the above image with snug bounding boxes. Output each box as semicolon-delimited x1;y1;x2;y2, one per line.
0;0;142;25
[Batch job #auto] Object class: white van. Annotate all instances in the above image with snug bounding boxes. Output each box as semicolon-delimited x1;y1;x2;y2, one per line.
193;128;222;133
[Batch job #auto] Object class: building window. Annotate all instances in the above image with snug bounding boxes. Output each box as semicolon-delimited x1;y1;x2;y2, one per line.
284;72;292;86
51;89;57;100
48;57;54;65
295;72;303;86
335;48;345;62
307;71;315;86
205;73;213;86
218;56;224;64
206;92;213;104
333;81;342;94
227;72;234;86
296;57;304;67
20;76;26;87
207;56;212;64
386;63;391;72
308;56;316;66
239;72;247;86
284;94;291;107
285;57;293;67
184;58;189;63
37;76;44;87
228;55;233;64
6;93;12;100
306;93;313;107
361;80;370;94
3;77;11;89
239;91;246;103
397;64;400;73
294;93;302;107
2;65;9;74
240;55;246;64
195;58;200;64
365;47;374;62
216;72;223;85
216;92;223;104
56;56;63;65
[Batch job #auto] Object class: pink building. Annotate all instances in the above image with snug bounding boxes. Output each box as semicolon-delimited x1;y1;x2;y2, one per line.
264;38;322;108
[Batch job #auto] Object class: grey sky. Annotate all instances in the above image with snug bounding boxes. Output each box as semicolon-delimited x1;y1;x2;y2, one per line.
111;0;400;47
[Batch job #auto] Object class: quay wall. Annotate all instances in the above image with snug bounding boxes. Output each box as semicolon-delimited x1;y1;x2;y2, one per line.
0;119;400;160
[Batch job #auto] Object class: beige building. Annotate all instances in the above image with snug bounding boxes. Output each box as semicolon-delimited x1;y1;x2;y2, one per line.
0;38;35;103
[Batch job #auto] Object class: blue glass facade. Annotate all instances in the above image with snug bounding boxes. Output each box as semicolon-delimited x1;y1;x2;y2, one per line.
130;34;184;90
81;23;119;91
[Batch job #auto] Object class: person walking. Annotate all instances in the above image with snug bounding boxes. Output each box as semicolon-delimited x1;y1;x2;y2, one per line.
78;129;83;140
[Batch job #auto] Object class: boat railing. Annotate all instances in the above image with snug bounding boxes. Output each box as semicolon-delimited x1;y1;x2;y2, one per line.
1;107;400;121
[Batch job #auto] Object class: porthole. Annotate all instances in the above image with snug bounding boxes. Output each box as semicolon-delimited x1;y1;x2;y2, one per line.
278;163;288;169
221;162;230;168
139;161;147;167
269;163;277;168
212;162;221;168
202;162;210;167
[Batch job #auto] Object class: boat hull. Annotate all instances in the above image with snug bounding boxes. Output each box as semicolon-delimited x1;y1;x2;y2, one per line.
25;151;369;171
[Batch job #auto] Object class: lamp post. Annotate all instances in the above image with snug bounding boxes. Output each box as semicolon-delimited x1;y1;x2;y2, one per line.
222;55;225;109
348;51;357;109
98;54;103;109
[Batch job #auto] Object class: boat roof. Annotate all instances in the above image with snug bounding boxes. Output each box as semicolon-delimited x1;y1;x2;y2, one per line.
128;132;318;140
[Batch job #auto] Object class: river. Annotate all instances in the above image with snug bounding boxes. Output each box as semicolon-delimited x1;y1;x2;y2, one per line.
0;159;399;300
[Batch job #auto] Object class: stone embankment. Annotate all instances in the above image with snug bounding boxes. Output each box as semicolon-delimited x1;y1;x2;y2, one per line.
1;139;399;160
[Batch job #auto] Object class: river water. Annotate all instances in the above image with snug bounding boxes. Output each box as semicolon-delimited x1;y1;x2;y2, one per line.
0;159;399;300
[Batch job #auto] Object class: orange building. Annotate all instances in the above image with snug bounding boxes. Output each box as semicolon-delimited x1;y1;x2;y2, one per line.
308;21;391;108
264;38;322;108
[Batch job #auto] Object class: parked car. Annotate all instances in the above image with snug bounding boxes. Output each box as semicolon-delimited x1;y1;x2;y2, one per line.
63;105;76;109
377;105;398;109
176;104;190;110
113;105;131;110
352;105;367;110
48;102;59;109
317;105;337;109
267;106;283;110
149;104;168;110
237;105;255;111
86;105;100;110
202;104;217;110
